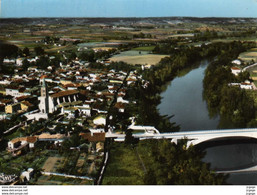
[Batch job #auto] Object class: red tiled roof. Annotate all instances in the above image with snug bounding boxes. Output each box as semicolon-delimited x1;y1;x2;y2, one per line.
50;90;79;98
115;102;125;109
16;95;30;102
231;67;241;70
26;136;37;143
80;132;105;142
40;75;48;79
0;99;12;104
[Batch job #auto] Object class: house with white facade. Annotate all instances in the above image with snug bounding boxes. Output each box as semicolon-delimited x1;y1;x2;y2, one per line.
20;168;34;183
232;59;242;65
240;82;253;90
231;67;241;76
5;86;31;98
8;136;38;150
93;115;106;126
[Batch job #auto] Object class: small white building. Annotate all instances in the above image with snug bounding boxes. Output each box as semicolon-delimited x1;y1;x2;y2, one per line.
93;115;106;126
16;58;24;66
240;81;253;90
232;59;242;65
8;136;37;150
3;58;15;64
117;96;129;104
20;168;34;182
77;106;91;117
24;112;48;121
5;87;30;98
231;67;241;76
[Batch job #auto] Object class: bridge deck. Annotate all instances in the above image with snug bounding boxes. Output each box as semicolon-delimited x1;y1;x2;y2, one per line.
106;128;257;138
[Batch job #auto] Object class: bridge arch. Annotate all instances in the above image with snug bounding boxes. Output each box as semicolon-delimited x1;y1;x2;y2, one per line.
186;134;257;148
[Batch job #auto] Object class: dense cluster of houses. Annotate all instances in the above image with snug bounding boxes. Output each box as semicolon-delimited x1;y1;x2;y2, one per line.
0;51;149;160
0;55;141;119
0;173;17;184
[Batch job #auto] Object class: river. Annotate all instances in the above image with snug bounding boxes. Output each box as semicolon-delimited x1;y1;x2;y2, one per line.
158;60;257;184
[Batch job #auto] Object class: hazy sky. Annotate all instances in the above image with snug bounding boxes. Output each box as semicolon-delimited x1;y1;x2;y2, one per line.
1;0;257;18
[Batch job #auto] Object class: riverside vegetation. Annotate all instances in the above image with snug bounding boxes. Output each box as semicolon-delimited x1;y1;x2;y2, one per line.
104;41;256;184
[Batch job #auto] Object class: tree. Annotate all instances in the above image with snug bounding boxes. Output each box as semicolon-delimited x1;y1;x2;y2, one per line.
22;59;30;71
124;129;133;145
36;56;50;70
68;52;77;61
125;129;139;146
23;47;30;57
0;42;19;58
34;46;44;56
143;139;227;185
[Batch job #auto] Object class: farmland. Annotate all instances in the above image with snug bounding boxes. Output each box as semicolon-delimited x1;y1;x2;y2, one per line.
110;54;168;65
109;50;168;65
239;49;257;63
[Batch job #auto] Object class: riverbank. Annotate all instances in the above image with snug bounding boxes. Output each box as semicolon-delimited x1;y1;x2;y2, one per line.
102;41;256;185
158;60;219;131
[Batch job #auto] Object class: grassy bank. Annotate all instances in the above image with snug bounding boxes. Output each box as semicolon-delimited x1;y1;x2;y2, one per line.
102;143;145;185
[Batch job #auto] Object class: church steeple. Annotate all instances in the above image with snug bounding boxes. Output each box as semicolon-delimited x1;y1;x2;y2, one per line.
41;77;48;97
39;75;49;114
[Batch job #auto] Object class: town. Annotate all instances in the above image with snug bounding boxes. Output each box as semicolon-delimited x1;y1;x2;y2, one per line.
0;17;257;185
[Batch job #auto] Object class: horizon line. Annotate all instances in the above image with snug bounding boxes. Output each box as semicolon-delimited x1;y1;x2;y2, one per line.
1;16;257;19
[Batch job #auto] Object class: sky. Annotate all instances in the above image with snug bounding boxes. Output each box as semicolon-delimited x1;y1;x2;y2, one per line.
1;0;257;18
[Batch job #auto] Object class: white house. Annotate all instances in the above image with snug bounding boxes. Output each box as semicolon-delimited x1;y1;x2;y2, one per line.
231;67;241;76
24;112;48;121
117;96;129;104
93;115;106;126
232;59;242;65
77;106;91;117
3;58;15;64
16;58;24;66
20;168;34;182
240;82;253;90
5;87;31;98
8;136;37;150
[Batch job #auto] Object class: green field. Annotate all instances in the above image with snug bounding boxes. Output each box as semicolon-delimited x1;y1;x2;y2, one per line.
110;54;168;65
36;175;93;185
132;46;155;51
239;49;257;62
102;143;145;185
109;50;168;65
246;65;257;86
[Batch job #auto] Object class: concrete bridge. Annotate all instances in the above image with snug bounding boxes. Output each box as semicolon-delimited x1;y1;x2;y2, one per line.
106;128;257;174
216;165;257;174
106;128;257;148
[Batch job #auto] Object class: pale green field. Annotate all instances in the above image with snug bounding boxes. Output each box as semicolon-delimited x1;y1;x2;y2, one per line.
131;46;155;51
109;54;169;65
239;50;257;62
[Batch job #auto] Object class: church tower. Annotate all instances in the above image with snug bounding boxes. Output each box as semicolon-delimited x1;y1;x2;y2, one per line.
39;76;49;114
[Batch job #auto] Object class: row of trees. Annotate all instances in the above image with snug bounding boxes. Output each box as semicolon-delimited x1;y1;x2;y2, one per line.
141;139;228;185
70;48;117;63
